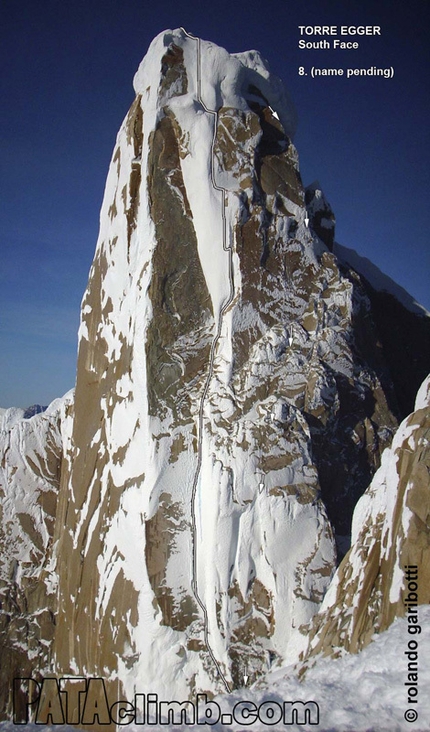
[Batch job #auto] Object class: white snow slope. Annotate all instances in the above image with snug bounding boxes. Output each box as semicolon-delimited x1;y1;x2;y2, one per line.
1;607;428;731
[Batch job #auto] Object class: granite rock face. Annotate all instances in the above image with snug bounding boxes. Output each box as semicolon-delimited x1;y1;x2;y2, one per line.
0;394;73;716
299;375;430;665
52;28;339;699
0;28;429;724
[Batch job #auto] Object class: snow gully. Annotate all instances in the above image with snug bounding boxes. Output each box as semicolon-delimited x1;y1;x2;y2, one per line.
180;28;235;695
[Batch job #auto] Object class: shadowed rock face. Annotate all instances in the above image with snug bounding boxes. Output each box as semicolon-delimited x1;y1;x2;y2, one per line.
146;113;214;418
356;285;430;419
0;29;429;726
299;377;430;667
305;184;335;252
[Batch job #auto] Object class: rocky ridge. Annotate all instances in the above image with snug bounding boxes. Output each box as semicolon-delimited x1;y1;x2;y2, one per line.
0;393;73;715
298;374;430;666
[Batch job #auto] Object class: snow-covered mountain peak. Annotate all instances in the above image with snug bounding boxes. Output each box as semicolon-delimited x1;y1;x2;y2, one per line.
133;28;297;139
1;30;429;724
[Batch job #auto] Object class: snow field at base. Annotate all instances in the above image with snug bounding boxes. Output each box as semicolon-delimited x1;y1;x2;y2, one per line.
118;606;429;732
1;608;428;731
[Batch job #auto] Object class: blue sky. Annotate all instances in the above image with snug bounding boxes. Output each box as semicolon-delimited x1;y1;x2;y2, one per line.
1;0;429;407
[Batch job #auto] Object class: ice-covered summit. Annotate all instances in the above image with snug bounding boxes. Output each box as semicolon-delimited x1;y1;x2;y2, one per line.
133;28;297;138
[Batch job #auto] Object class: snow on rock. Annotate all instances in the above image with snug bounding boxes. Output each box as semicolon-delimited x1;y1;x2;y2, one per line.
415;374;430;411
0;406;48;433
205;606;430;732
0;390;74;715
0;407;26;431
333;243;430;418
51;28;340;702
334;242;429;318
49;27;406;705
1;608;429;731
305;182;335;251
1;28;429;725
298;374;430;663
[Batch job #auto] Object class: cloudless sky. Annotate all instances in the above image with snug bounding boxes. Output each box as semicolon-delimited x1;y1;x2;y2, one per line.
1;0;429;407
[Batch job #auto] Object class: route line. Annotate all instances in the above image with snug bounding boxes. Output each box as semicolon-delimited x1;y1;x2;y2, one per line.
181;28;235;695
